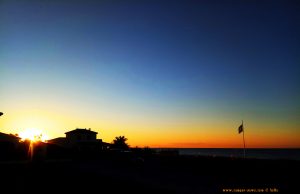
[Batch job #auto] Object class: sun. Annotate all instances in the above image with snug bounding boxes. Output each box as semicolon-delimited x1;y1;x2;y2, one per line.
19;128;49;142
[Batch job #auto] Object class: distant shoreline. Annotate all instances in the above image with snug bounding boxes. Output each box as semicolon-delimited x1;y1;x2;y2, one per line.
153;148;300;161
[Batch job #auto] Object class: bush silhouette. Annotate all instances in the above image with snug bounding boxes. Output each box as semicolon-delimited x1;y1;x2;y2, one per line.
111;136;129;150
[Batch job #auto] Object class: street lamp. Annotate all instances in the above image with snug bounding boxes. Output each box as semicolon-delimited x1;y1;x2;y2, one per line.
0;112;3;117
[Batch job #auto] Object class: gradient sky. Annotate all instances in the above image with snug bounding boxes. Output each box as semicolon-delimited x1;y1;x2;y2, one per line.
1;0;300;148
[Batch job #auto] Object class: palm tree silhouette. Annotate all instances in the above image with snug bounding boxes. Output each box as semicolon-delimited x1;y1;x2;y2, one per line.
112;136;129;150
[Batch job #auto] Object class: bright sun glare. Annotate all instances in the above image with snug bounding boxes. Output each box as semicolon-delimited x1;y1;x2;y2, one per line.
19;129;48;142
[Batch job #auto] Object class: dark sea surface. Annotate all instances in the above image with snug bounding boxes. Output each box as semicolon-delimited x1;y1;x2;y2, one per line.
155;148;300;160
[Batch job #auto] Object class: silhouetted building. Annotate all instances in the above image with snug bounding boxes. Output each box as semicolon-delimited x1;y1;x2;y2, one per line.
48;128;109;152
47;137;68;147
65;128;98;145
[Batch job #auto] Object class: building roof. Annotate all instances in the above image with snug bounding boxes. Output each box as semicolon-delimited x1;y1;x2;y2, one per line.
65;128;98;135
47;137;68;147
48;137;66;143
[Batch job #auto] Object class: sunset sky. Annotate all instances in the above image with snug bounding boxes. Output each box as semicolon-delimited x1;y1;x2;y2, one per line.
1;0;299;148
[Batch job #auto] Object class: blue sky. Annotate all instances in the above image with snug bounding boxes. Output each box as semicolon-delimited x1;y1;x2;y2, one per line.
1;0;299;147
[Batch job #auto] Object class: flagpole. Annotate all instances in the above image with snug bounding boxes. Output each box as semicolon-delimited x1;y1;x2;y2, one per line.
242;120;246;159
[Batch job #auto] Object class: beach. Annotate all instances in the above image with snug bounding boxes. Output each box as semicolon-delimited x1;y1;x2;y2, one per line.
0;155;298;194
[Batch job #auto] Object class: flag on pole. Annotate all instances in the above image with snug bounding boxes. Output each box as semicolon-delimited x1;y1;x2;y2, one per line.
238;123;243;134
237;120;246;158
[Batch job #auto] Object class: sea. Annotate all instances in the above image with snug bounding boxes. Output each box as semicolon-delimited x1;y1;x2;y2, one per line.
154;148;300;161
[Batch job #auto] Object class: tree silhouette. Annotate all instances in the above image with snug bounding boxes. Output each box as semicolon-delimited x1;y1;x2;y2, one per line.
111;136;129;150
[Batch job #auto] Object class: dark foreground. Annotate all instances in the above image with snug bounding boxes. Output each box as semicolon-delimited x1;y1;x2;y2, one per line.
0;155;299;194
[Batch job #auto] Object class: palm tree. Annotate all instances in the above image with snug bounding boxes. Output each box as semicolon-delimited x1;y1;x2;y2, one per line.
111;136;129;150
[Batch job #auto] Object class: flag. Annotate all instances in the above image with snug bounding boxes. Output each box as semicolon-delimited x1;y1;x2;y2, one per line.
238;124;243;134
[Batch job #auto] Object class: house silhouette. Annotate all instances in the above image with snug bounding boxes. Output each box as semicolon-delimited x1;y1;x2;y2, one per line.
49;128;109;152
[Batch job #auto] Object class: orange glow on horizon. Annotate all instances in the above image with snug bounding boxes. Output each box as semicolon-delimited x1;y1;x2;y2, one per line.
1;109;299;148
